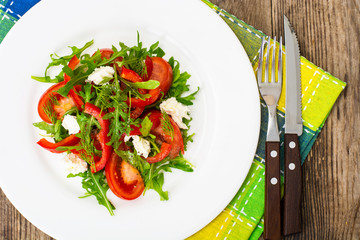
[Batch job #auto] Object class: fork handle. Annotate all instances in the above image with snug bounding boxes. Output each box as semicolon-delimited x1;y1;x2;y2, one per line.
264;141;281;240
283;133;302;235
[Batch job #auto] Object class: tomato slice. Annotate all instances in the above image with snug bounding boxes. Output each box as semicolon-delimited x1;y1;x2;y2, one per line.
150;57;173;95
150;110;184;159
105;151;145;200
126;57;172;108
37;81;79;123
98;48;114;59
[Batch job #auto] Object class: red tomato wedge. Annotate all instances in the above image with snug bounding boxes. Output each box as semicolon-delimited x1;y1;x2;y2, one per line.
98;48;114;59
37;81;80;123
105;151;145;200
127;57;173;108
150;110;184;159
151;57;173;95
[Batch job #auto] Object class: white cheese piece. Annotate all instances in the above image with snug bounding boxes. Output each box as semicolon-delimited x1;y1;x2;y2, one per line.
124;135;151;158
62;115;80;135
86;66;115;85
160;97;190;129
63;153;88;174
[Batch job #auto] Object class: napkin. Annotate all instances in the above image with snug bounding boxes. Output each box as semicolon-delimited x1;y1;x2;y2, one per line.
0;1;346;239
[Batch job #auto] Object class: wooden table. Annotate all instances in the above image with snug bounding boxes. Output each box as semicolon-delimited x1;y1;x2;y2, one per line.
1;0;359;239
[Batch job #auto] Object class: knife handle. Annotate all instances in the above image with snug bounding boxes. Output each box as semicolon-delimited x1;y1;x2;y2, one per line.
264;141;281;240
283;133;302;235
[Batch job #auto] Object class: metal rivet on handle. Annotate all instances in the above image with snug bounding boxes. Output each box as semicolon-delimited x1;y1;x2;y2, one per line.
289;141;296;149
289;163;296;170
270;178;278;185
270;150;278;158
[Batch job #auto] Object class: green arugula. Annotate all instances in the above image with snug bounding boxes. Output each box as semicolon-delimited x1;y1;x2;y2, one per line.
167;57;199;106
33;121;56;135
139;116;153;137
122;79;160;90
143;154;194;200
32;40;94;83
68;170;115;216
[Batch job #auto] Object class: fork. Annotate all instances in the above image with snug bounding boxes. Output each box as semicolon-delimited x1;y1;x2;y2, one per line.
257;36;283;240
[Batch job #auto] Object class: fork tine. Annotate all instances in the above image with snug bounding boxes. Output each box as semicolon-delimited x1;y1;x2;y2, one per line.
271;36;276;83
264;37;271;83
257;37;266;85
278;36;283;84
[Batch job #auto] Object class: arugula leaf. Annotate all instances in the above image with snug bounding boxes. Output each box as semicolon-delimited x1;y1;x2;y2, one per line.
166;57;199;106
120;79;151;100
143;154;194;200
33;121;55;135
151;172;168;201
78;84;95;103
140;116;153;137
68;170;115;216
122;79;160;90
31;75;62;83
32;40;94;83
56;67;90;97
176;87;200;106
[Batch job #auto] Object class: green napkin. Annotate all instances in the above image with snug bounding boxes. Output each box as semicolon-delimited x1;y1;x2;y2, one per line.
187;1;346;239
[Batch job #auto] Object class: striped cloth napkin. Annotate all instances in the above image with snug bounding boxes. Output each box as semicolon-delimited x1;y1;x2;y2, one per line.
0;0;346;239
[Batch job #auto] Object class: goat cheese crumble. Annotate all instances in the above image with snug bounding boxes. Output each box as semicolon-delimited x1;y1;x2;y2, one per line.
62;115;80;135
124;135;151;158
63;153;88;174
160;97;190;129
86;66;115;85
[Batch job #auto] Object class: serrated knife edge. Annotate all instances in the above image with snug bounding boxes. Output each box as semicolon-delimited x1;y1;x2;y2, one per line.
284;16;303;136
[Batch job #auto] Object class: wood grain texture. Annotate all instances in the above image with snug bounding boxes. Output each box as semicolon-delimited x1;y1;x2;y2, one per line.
1;0;359;239
283;134;302;235
265;142;281;240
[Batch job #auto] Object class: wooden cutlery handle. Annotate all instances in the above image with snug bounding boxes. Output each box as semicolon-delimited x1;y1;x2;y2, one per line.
265;141;281;240
283;133;302;235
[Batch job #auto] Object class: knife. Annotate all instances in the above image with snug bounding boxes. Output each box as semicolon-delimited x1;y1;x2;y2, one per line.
283;16;303;235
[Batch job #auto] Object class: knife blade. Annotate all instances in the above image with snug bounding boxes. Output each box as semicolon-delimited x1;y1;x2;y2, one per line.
283;15;303;236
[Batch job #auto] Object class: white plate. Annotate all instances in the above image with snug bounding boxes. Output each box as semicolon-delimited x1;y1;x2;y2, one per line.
0;0;260;239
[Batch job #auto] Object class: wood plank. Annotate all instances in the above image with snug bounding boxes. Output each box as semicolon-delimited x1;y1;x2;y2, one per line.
1;0;359;239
